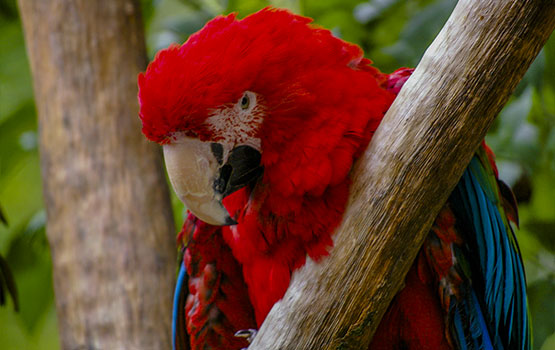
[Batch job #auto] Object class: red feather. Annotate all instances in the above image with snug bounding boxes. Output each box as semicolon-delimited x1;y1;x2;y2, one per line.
139;8;456;350
180;214;256;349
371;261;452;350
140;8;393;325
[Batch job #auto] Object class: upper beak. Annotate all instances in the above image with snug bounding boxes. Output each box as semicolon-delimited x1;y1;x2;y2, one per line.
163;137;262;226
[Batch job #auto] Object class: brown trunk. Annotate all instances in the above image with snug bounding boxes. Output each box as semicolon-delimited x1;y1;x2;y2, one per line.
17;1;176;349
250;1;555;349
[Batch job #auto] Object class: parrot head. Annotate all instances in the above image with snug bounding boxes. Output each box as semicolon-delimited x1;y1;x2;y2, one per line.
138;8;392;226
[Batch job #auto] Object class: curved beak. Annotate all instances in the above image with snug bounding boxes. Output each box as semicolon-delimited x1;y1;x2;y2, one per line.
163;137;262;226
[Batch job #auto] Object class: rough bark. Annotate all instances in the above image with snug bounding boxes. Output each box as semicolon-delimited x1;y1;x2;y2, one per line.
250;1;555;349
18;1;176;349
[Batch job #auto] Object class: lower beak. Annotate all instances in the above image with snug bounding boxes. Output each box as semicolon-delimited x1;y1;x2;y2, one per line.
163;138;262;226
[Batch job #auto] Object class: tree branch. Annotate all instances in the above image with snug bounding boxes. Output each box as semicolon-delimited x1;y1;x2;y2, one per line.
18;1;176;348
249;1;555;349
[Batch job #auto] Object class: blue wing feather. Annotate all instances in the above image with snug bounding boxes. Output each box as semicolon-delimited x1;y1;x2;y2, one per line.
449;151;530;350
173;261;189;350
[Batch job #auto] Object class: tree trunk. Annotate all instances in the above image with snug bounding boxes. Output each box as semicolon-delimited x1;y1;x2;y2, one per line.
18;1;176;349
250;1;555;349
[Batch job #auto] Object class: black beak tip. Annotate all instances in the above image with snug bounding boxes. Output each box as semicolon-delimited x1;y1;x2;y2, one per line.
225;216;238;226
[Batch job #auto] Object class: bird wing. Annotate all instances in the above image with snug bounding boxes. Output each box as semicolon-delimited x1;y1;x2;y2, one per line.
382;69;529;350
427;144;530;350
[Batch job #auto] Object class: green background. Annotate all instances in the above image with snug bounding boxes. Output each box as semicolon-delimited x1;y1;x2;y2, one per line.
1;0;553;349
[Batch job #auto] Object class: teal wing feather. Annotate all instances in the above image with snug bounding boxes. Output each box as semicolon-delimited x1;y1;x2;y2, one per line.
448;146;530;350
173;259;190;350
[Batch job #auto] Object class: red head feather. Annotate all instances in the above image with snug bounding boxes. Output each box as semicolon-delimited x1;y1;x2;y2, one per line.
138;7;390;144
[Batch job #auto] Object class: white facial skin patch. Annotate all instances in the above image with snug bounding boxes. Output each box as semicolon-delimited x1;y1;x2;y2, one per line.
162;92;264;225
205;91;263;156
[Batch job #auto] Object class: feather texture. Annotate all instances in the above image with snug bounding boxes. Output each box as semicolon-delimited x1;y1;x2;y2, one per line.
173;214;256;350
448;148;530;350
138;9;532;350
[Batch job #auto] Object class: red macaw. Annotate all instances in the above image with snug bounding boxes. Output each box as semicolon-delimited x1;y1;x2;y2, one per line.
138;8;530;350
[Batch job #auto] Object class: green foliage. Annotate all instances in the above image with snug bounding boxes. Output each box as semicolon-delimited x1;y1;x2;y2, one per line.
1;0;553;349
0;1;58;348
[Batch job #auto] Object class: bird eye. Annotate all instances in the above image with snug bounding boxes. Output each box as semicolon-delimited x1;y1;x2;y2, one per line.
240;94;250;110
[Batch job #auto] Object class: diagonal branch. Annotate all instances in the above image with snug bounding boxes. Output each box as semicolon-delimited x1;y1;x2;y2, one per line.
249;1;555;349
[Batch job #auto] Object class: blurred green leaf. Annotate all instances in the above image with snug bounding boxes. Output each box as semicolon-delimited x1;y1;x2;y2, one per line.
528;279;555;349
0;254;19;311
0;21;34;124
6;215;52;331
0;1;17;19
487;88;538;165
354;0;400;24
0;203;7;226
0;102;38;179
543;33;555;89
382;0;455;67
140;0;155;24
0;154;43;253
